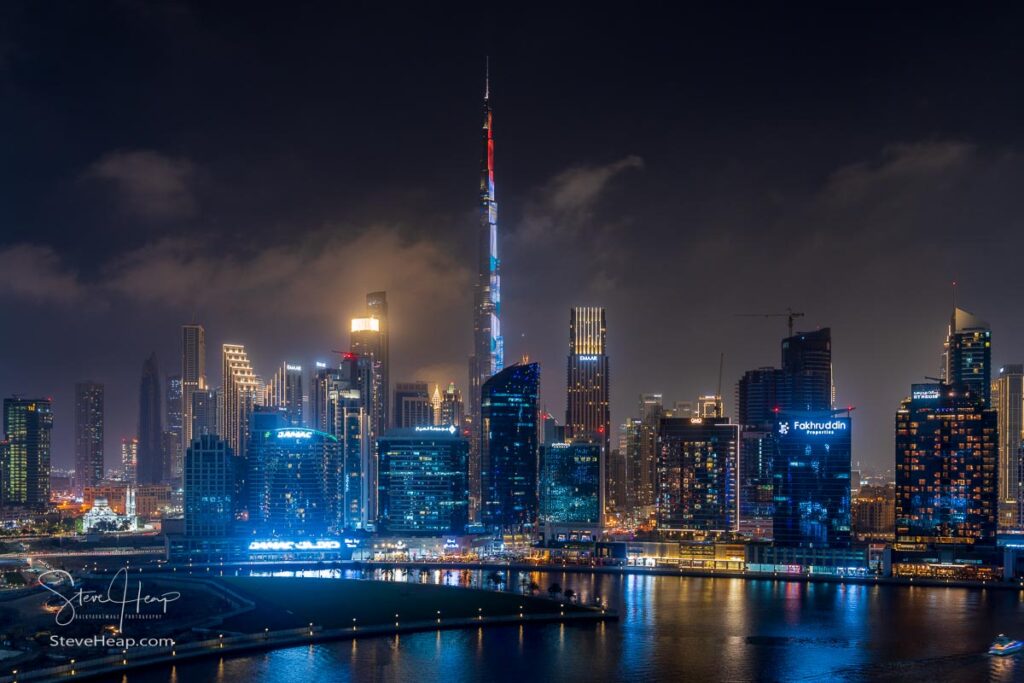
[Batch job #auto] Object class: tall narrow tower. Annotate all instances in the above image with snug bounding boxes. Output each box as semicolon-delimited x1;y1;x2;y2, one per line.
468;61;503;520
566;307;610;458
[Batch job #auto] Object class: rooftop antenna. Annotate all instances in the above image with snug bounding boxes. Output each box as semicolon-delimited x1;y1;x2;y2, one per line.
716;352;724;417
484;56;490;100
952;279;958;310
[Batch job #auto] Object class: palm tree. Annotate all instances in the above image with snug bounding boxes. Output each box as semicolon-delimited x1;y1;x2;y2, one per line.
528;581;540;595
520;577;530;594
563;588;576;603
547;582;561;599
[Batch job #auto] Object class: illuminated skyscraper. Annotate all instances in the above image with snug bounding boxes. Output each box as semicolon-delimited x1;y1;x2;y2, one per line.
2;398;52;508
164;374;183;484
895;383;998;547
566;307;610;457
121;436;138;483
431;384;442;425
247;423;340;537
944;308;992;405
736;367;785;538
376;426;470;535
181;324;206;448
351;297;388;437
312;354;373;529
481;362;539;529
697;394;725;419
656;416;739;533
74;381;104;497
633;393;661;510
772;411;852;547
440;382;464;427
137;352;164;485
266;362;304;426
468;65;503;520
220;344;262;457
993;365;1024;527
540;440;602;528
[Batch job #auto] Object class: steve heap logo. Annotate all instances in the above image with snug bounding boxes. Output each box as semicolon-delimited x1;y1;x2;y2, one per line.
38;568;181;631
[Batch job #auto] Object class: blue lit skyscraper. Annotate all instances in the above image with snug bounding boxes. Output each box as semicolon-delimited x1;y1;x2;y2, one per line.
376;426;469;534
771;412;852;547
540;440;602;527
247;423;340;537
481;362;539;529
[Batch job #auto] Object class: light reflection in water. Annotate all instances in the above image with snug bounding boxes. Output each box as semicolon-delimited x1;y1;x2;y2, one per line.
122;569;1024;683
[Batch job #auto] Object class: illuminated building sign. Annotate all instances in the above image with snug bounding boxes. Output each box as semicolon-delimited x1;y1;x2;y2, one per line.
315;361;327;369
577;355;599;362
778;419;849;436
248;540;341;551
276;429;313;439
414;425;457;434
351;317;380;333
912;388;941;400
286;364;302;372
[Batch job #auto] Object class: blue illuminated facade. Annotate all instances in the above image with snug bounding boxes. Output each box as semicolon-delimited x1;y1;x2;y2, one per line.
771;412;851;547
540;441;602;526
376;426;469;534
481;362;540;529
247;425;340;537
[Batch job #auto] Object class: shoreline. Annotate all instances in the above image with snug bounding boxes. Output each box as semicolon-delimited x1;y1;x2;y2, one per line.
154;559;1024;592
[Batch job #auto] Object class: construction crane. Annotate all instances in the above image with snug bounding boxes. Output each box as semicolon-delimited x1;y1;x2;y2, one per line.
735;308;805;337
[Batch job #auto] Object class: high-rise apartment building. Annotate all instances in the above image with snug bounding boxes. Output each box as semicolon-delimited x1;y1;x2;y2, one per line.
2;398;52;508
895;382;998;547
634;394;662;510
74;381;104;497
656;416;739;534
190;389;218;439
220;344;262;456
439;382;464;427
539;440;603;528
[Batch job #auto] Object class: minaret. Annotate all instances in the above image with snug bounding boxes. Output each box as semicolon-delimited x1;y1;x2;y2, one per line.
468;59;503;521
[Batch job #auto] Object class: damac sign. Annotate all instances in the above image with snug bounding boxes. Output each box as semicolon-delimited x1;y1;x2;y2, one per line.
779;420;849;436
248;540;341;551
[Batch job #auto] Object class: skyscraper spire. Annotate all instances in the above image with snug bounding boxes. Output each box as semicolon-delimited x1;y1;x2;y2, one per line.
468;59;503;521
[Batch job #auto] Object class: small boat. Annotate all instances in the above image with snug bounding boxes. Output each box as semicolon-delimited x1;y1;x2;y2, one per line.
989;634;1024;656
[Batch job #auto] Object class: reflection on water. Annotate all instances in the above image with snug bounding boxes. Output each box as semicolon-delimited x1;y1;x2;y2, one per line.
127;569;1024;682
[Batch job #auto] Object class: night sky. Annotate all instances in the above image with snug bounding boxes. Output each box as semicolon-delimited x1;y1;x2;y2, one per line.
3;3;1024;473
